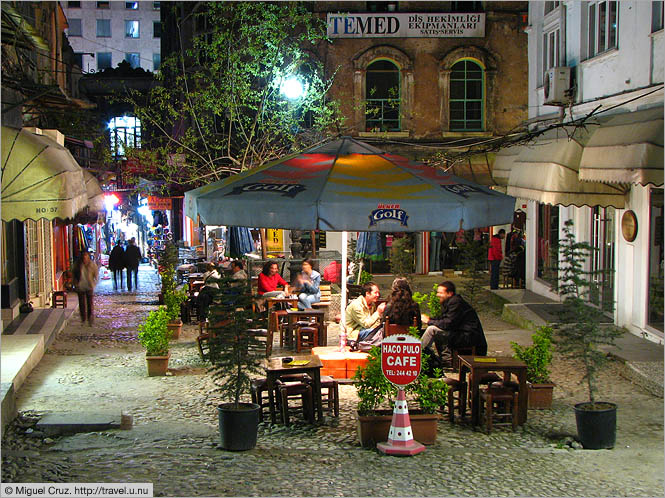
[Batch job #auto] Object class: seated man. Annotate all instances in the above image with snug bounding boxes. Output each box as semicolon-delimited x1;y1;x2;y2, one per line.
230;260;248;284
420;281;488;364
197;263;222;319
345;282;386;344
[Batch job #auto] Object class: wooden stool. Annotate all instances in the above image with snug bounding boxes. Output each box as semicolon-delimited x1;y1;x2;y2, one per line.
317;375;339;417
52;291;67;309
442;376;467;422
277;381;313;426
250;378;273;422
479;387;518;434
296;325;318;353
272;310;289;347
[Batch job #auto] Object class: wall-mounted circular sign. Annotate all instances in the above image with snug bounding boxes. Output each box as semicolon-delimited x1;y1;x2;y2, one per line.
621;210;638;242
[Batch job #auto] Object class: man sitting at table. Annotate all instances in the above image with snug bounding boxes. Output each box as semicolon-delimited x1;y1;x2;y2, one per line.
345;282;386;346
230;260;248;283
420;281;488;365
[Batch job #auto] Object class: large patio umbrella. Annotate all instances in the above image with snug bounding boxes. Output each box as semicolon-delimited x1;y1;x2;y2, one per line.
185;137;516;329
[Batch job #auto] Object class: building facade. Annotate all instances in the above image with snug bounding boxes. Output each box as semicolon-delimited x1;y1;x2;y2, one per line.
502;1;663;343
312;1;528;273
62;0;161;73
2;2;99;323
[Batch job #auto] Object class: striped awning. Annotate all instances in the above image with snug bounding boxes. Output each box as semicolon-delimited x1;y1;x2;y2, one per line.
506;127;626;208
2;127;88;221
579;106;663;186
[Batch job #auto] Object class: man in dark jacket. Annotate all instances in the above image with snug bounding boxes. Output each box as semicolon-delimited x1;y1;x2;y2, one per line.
108;241;125;291
420;281;488;361
125;237;142;291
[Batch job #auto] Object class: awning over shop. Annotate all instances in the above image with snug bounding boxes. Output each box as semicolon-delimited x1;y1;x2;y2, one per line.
493;146;522;186
83;169;105;213
1;127;88;221
506;127;626;208
445;152;497;186
579;106;664;186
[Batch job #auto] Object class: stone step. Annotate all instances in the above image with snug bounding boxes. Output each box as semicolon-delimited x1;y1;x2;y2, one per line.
35;412;123;436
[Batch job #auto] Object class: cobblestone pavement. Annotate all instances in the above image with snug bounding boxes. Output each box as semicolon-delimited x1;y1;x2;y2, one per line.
1;265;663;497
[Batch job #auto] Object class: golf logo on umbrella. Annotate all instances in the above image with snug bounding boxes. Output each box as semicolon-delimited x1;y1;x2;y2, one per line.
368;203;409;228
225;182;306;198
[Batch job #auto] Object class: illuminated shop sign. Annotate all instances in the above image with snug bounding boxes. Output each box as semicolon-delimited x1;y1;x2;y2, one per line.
327;13;485;38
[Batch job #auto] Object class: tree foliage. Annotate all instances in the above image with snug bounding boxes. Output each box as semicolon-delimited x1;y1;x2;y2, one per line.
552;220;622;404
455;232;489;307
125;2;343;189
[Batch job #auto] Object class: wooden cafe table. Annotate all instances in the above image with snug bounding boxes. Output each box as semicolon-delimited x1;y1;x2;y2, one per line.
458;355;528;426
264;355;323;424
285;308;326;347
266;297;299;337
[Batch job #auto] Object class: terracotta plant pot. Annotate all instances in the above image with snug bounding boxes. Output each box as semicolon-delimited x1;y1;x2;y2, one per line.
527;382;555;409
356;409;439;448
167;319;183;340
146;353;170;376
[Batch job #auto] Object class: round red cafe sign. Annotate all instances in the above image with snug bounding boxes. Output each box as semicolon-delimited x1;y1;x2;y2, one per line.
381;334;422;386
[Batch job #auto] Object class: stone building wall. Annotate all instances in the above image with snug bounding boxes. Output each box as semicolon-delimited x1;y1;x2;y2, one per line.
313;1;529;154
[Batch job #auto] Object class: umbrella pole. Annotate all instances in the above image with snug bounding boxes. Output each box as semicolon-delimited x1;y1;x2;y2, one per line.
311;231;317;258
341;231;348;346
260;228;267;259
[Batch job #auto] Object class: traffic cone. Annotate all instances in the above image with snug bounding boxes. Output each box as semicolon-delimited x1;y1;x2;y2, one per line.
377;389;426;456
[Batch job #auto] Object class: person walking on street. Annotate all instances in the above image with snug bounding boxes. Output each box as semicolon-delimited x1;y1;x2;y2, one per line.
108;241;126;291
72;250;99;325
488;228;505;290
125;237;142;291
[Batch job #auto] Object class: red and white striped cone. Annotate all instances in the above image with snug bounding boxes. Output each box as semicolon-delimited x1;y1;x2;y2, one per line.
377;389;426;456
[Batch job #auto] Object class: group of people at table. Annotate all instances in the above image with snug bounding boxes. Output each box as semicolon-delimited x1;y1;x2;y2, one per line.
197;257;488;366
344;279;487;366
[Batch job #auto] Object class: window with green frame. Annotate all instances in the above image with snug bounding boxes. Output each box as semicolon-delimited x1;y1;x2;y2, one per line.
365;60;400;132
449;59;484;131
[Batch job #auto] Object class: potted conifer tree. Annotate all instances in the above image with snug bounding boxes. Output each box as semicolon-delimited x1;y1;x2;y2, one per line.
511;325;555;409
208;275;267;451
553;220;622;449
138;307;172;376
158;241;185;339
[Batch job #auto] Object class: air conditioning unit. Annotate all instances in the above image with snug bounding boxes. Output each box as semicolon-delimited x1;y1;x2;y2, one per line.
543;66;572;105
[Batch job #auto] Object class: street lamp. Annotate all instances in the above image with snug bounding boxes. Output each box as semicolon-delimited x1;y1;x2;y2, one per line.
280;76;306;100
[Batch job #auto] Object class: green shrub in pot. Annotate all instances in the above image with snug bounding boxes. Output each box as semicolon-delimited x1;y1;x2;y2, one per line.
138;307;171;357
511;325;554;384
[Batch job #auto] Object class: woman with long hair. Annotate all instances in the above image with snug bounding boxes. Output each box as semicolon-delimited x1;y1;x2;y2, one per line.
257;261;289;298
382;277;422;330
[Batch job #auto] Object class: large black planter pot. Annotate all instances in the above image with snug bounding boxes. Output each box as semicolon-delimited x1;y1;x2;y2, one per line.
218;402;260;451
574;402;617;449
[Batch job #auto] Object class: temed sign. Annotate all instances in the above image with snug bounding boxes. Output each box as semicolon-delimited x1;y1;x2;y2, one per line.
381;335;422;386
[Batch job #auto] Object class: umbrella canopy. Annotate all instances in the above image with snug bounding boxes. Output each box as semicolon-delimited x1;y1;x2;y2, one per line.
1;126;88;221
226;226;255;258
355;231;384;261
185;137;515;232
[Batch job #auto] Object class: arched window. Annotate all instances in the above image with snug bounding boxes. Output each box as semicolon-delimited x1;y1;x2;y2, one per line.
365;59;400;132
449;59;484;131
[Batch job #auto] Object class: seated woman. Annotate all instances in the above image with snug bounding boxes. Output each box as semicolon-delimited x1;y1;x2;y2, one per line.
381;277;422;333
293;259;321;310
257;261;289;298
